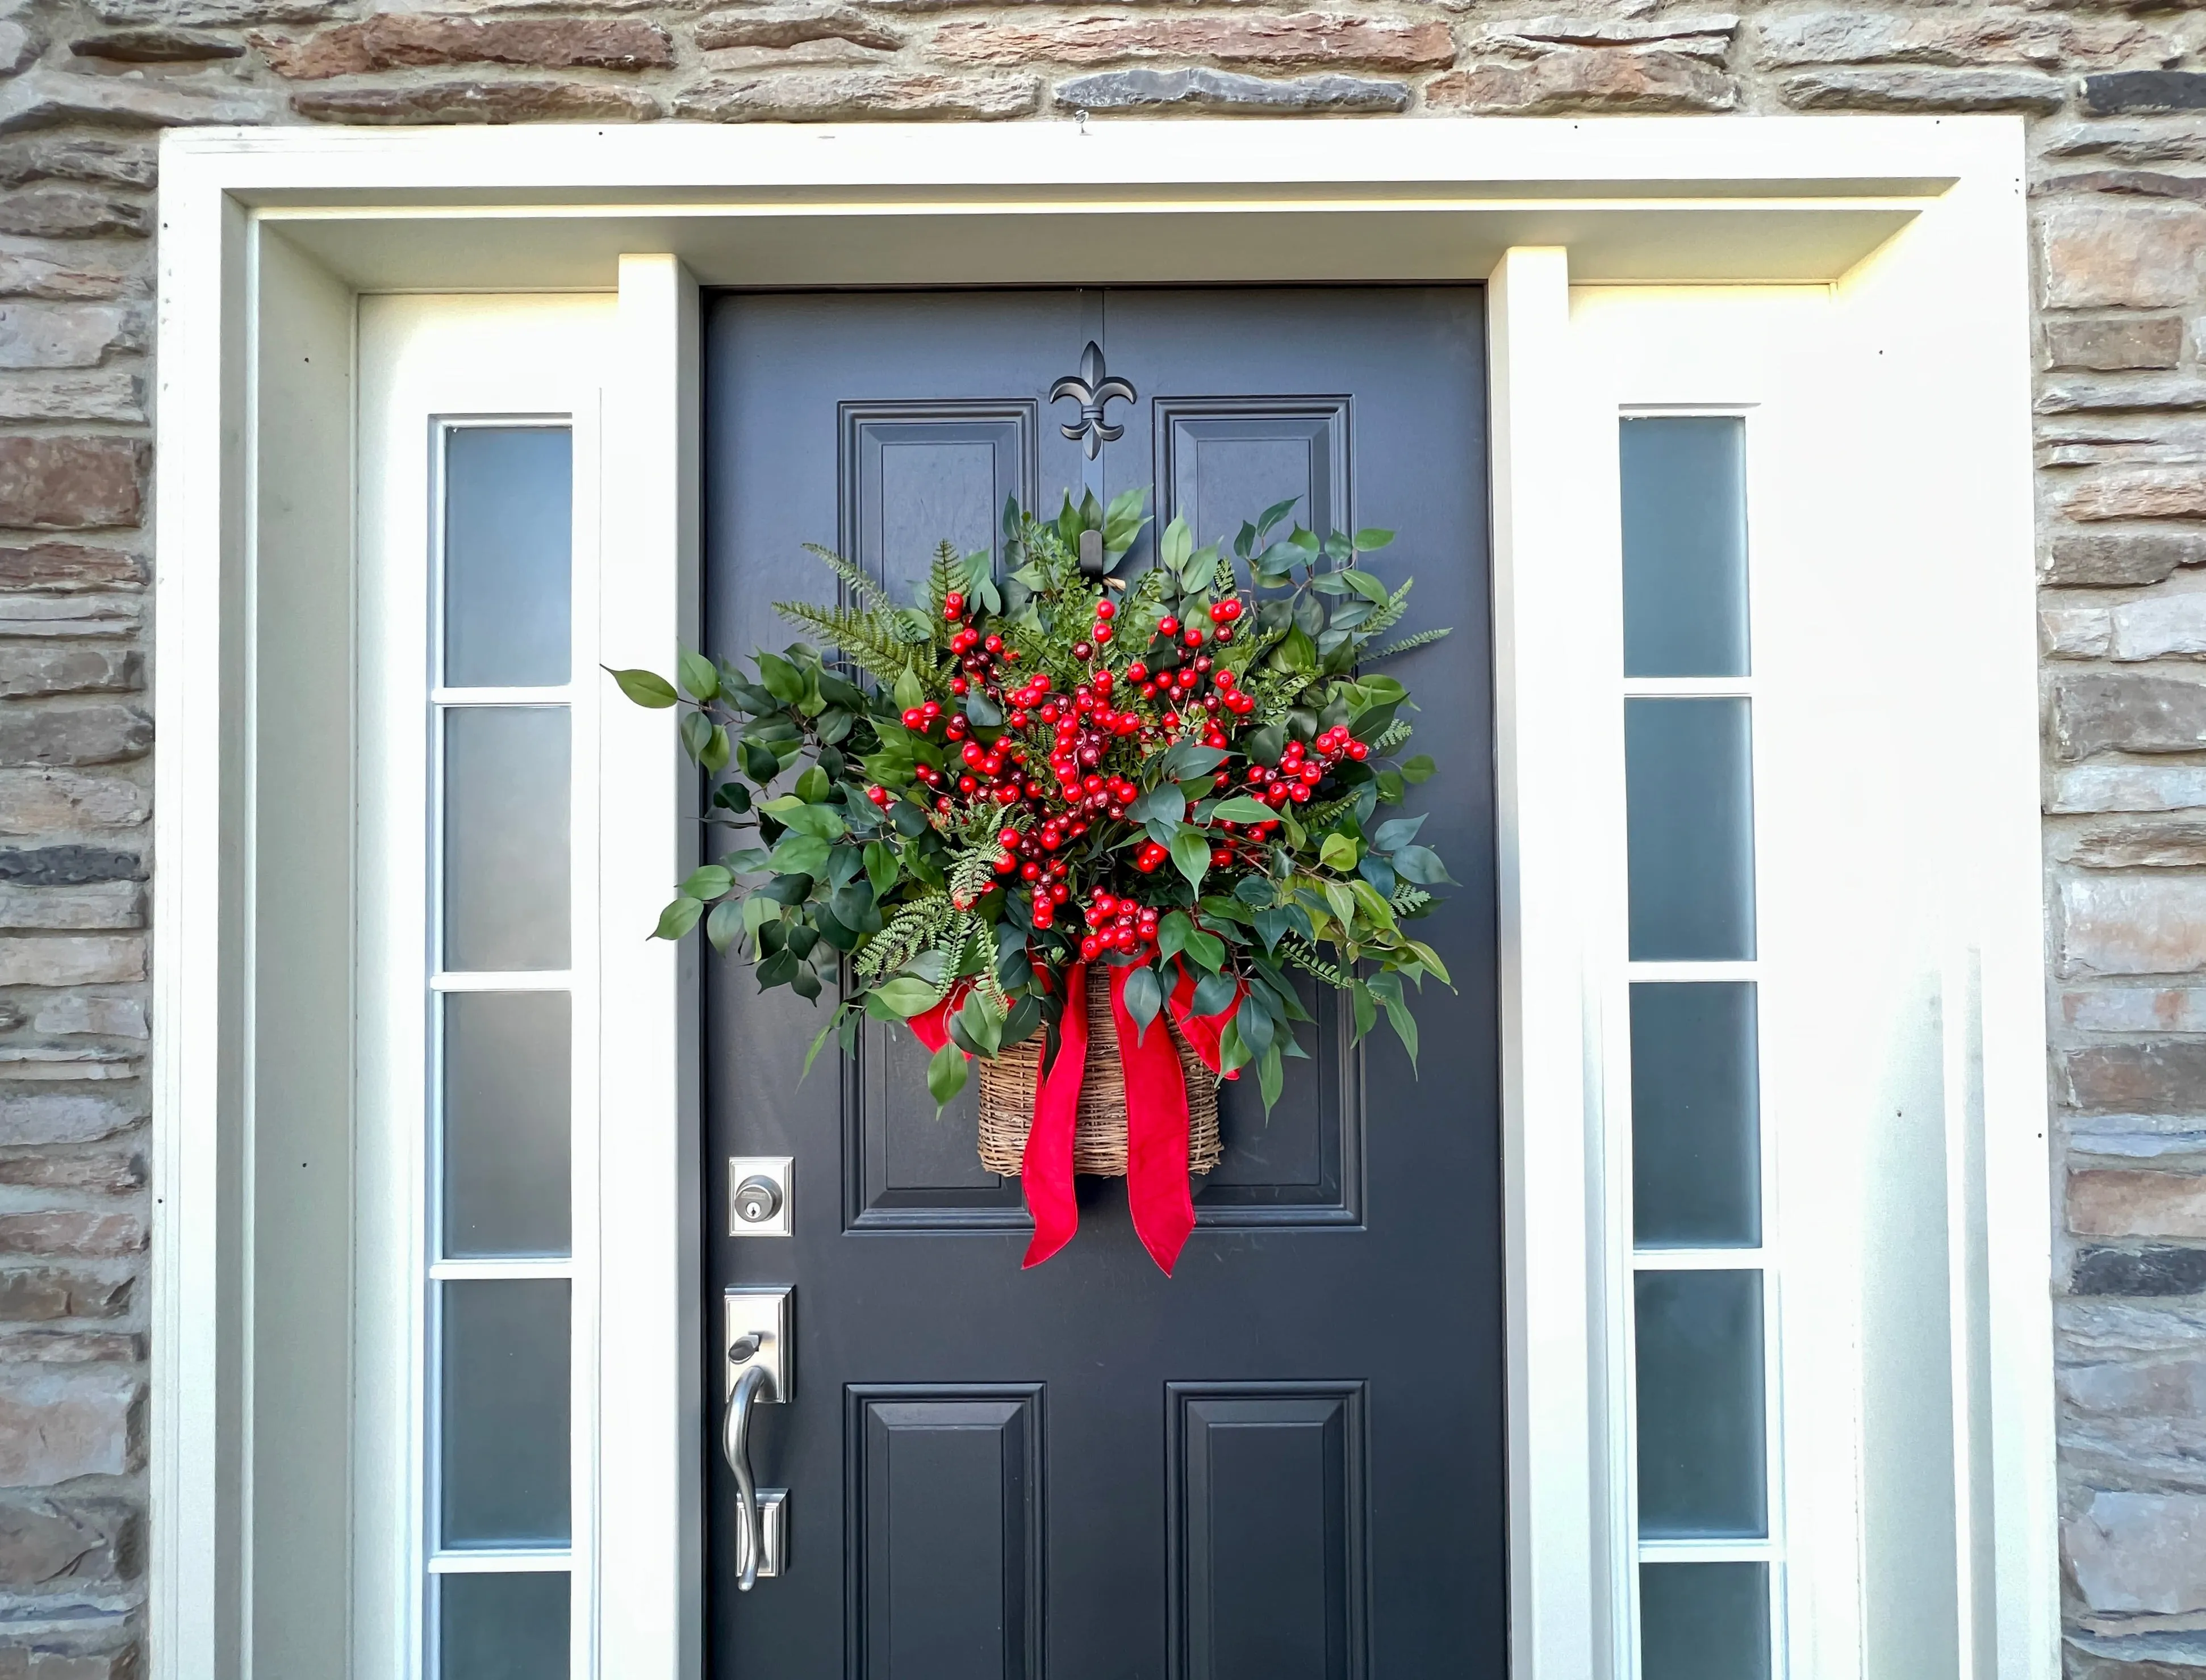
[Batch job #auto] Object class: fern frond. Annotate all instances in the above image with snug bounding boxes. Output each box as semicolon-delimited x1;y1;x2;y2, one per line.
1277;939;1351;989
1357;579;1415;641
948;846;1006;909
1364;626;1451;664
855;896;954;981
1390;886;1435;917
1370;720;1413;755
775;600;944;695
803;544;893;615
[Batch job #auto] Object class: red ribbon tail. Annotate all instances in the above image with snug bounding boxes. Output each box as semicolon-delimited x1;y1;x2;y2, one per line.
906;981;971;1056
1166;961;1244;1079
1021;963;1087;1269
1112;963;1196;1276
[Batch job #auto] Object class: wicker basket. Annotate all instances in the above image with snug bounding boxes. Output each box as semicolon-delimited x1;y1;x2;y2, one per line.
976;979;1223;1178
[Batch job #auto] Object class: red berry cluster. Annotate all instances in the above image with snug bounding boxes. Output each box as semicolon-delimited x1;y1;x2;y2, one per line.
991;824;1076;926
1077;891;1160;961
939;590;1018;697
1242;724;1369;809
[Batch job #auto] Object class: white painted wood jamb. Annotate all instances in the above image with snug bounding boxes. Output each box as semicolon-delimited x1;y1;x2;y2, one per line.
1489;245;1602;1680
597;254;704;1680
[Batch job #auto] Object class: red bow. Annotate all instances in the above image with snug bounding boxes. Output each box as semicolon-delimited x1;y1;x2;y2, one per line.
905;963;1240;1273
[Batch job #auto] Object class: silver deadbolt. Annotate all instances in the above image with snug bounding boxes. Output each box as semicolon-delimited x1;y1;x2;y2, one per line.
734;1175;782;1225
727;1156;792;1237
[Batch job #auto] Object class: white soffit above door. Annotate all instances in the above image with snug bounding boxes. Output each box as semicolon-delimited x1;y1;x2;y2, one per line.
210;116;1975;290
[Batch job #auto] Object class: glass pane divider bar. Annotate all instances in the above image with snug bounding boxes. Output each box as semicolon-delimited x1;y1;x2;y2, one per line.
1637;1541;1781;1564
1625;960;1758;983
434;686;574;708
431;971;574;993
427;1551;574;1574
429;1258;574;1282
1622;677;1753;699
1630;1248;1769;1271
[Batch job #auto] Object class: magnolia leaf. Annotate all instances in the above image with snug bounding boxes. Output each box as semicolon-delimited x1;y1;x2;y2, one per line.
1392;845;1453;885
1358;853;1398;898
1191;969;1239;1018
608;666;678;709
1209;795;1274;824
1319;833;1360;873
1341;569;1392;608
768;833;832;877
1160;515;1193;574
1122;963;1164;1043
682;864;734;900
680;711;713;762
676;649;720;701
872;977;942;1018
1183;930;1227;973
1373;814;1427;852
927;1042;971;1110
741;739;780;783
1182;546;1219;595
1256;496;1300;540
1405;939;1453;985
1157;911;1194;963
714;782;753;814
1169;828;1212;889
654;895;704;941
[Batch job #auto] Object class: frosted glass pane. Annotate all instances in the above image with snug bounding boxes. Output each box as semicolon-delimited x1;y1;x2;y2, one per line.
439;1571;570;1680
444;707;569;972
1626;699;1756;962
1632;983;1760;1249
444;427;572;689
1622;417;1749;678
443;993;570;1259
441;1279;570;1548
1640;1562;1770;1680
1636;1269;1766;1538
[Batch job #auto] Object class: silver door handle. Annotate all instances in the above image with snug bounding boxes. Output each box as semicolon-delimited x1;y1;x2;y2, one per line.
723;1359;776;1590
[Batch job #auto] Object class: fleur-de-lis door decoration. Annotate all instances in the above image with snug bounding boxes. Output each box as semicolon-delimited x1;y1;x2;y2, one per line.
1050;340;1136;460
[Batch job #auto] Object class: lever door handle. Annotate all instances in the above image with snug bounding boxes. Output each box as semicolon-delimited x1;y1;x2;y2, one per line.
722;1360;776;1591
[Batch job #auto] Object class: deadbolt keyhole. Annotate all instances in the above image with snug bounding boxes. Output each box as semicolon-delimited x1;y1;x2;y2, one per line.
734;1173;783;1226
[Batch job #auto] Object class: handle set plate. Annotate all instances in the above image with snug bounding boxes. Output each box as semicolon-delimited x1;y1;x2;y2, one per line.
724;1286;792;1587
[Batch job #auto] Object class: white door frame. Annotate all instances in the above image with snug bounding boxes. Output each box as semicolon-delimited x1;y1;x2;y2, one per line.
152;116;2049;1680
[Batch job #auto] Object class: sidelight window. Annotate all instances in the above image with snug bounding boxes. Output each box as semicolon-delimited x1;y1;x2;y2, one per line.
1615;415;1781;1680
424;423;587;1675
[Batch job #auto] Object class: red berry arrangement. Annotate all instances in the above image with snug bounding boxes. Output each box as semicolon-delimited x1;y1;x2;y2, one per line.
613;489;1453;1112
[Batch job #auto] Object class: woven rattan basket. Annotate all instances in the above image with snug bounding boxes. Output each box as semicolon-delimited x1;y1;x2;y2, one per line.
976;979;1223;1178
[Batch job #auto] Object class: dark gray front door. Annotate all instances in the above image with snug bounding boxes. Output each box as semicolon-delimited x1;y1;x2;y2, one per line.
703;287;1502;1678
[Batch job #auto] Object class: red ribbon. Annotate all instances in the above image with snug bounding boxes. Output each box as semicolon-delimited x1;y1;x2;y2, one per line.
902;962;1240;1273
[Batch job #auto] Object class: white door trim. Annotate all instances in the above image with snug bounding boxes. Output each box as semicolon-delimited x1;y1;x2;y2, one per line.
152;116;2048;1680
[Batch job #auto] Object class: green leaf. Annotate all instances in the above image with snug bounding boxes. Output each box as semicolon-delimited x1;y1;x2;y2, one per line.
714;781;753;814
680;711;713;762
1319;833;1360;873
1256;496;1300;540
927;1042;970;1111
1373;814;1426;852
756;653;805;705
654;896;703;940
1352;527;1395;551
872;977;942;1018
707;897;744;955
1169;828;1212;890
756;948;798;989
1404;939;1453;986
1127;785;1186;827
956;990;1005;1057
1275;625;1318;674
801;1014;840;1080
1190;969;1238;1018
699;724;731;774
796;765;832;803
863;839;898;900
774;803;845;841
682;864;734;900
1122;963;1164;1044
1351;979;1378;1042
1160;743;1228;782
893;667;926;712
1341;569;1392;607
1236;991;1274;1058
768;833;832;877
1392;845;1452;885
1208;795;1273;824
608;666;678;709
1182;546;1219;595
964;687;1003;728
1183;929;1227;972
1257;1044;1285;1110
1159;515;1193;574
1158;910;1194;963
676;649;720;701
1245;724;1286;768
741;739;780;783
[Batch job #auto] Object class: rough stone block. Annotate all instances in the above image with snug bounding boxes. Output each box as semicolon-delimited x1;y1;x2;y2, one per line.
1779;67;2063;113
2044;529;2206;588
0;1046;139;1081
0;1155;143;1197
0;1213;143;1259
2067;1490;2206;1612
695;6;902;52
91;0;346;22
2062;988;2206;1033
2055;821;2206;869
2040;379;2206;417
1761;12;2149;71
0;649;142;701
0;1269;126;1323
0;69;281;132
2074;1171;2206;1239
2086;73;2206;119
0;440;141;532
2041;201;2206;311
2044;607;2111;658
677;70;1039;119
2064;1040;2206;1114
1426;47;1732;114
934;14;1455;70
257;15;674;78
1053;66;1403;113
2062;876;2206;976
289;79;661;123
2072;1246;2206;1297
0;190;147;243
2053;674;2206;759
0;1367;135;1484
28;998;141;1040
2045;317;2187;372
0;937;143;987
2064;469;2206;523
0;138;156;193
2112;595;2206;662
0;245;136;304
0;851;143;887
1474;15;1738;54
0;884;140;931
0;1496;135;1587
0;548;142;594
0;375;145;426
0;1091;143;1147
0;772;144;832
70;28;243;62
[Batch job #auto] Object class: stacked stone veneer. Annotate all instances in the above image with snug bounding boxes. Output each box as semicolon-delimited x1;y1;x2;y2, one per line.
0;0;2182;1673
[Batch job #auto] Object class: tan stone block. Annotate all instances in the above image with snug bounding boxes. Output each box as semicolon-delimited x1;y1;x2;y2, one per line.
0;244;137;304
934;14;1455;71
0;68;281;132
2063;1039;2206;1114
30;997;142;1039
1758;11;2154;70
2045;528;2206;587
0;770;143;832
2041;200;2206;311
0;937;143;987
0;548;141;593
0;883;141;930
675;70;1038;120
2066;1490;2206;1615
0;188;147;243
0;1153;141;1196
2062;987;2206;1031
289;79;661;123
2042;607;2111;658
0;439;141;532
2064;468;2206;523
0;1212;143;1258
0;648;144;701
0;1268;127;1322
2055;821;2206;869
2072;1170;2206;1238
1426;47;1733;114
696;6;903;52
2045;316;2187;371
256;15;674;78
0;374;144;426
0;1090;143;1147
0;1494;137;1587
0;1366;135;1484
1779;66;2062;113
2062;876;2206;976
0;138;155;194
2052;674;2206;759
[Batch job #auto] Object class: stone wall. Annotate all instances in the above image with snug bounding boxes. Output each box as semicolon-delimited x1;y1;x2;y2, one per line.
0;0;2191;1671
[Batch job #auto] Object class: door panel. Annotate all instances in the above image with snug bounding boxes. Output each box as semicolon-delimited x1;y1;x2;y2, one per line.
704;287;1501;1677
